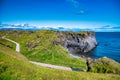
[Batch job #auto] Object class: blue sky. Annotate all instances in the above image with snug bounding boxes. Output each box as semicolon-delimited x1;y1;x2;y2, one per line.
0;0;120;31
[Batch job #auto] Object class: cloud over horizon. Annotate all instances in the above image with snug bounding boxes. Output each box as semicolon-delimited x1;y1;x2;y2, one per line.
1;22;120;32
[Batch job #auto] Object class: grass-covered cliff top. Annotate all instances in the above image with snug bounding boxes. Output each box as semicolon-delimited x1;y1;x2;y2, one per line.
0;30;88;70
0;44;120;80
77;31;95;36
0;30;120;75
62;30;94;36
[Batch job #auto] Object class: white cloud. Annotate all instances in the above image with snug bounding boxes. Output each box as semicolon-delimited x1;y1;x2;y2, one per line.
66;0;87;15
3;21;120;32
66;0;80;8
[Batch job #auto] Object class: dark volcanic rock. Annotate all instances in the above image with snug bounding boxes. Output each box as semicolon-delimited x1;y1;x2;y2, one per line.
57;31;97;54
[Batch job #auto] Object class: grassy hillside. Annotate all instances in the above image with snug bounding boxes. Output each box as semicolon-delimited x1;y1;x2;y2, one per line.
0;30;87;70
0;44;120;80
1;30;120;75
0;38;16;50
88;57;120;74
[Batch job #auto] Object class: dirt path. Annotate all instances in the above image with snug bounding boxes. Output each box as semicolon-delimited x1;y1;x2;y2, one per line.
30;61;73;71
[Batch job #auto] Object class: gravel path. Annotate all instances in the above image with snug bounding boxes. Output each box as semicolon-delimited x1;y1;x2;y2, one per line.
30;61;73;71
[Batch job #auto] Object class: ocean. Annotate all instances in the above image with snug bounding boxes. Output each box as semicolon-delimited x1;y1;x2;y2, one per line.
87;32;120;62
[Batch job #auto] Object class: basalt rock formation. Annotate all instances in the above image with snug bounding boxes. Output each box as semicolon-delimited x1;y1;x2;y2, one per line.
56;31;97;54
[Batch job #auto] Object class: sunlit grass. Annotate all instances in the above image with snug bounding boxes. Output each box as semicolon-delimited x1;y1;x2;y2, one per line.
0;44;120;80
0;30;87;70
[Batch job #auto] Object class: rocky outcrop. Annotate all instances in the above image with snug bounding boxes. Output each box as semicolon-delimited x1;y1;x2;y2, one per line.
56;31;97;54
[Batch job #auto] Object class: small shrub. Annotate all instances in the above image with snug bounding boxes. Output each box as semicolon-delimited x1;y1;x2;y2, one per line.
88;57;120;74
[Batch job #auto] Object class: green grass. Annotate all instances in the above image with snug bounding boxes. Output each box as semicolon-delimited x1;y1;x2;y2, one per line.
0;30;87;70
0;30;120;74
77;31;88;35
0;38;16;50
0;44;27;61
0;44;120;80
88;57;120;74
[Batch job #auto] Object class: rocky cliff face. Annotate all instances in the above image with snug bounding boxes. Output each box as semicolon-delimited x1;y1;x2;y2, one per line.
56;31;97;54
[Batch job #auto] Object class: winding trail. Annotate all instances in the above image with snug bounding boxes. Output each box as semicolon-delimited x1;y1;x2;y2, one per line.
1;36;84;71
2;36;20;52
30;61;72;71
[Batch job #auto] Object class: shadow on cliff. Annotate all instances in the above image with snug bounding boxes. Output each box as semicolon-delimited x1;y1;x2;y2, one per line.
70;46;98;58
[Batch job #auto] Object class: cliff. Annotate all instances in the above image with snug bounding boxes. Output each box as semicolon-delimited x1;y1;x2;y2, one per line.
56;31;97;54
0;30;97;55
0;30;97;70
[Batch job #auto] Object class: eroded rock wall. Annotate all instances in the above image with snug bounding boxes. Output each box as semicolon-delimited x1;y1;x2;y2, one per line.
56;31;97;54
